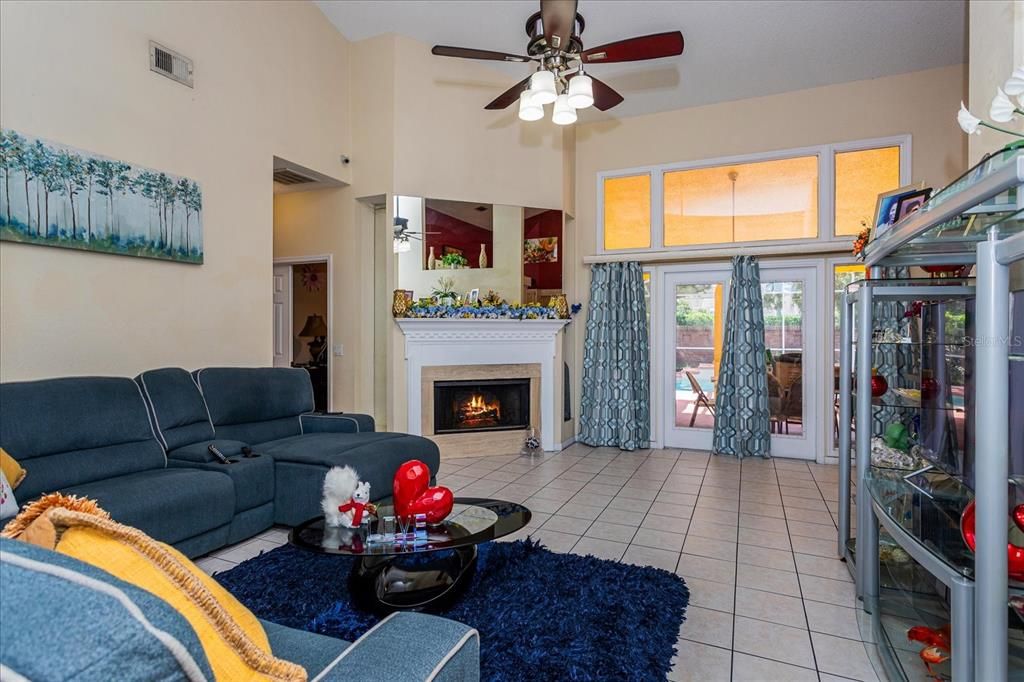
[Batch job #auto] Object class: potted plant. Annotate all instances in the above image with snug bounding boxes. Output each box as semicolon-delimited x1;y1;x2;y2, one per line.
440;252;468;270
431;276;458;306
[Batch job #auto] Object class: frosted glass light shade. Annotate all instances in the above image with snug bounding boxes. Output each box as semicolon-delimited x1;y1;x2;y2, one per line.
552;94;577;125
393;237;412;253
567;74;594;109
529;70;557;105
518;91;543;121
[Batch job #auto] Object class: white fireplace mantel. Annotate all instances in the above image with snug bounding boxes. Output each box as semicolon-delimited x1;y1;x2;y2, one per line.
395;318;570;451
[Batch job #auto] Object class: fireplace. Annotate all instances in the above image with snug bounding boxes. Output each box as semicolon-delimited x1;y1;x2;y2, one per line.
433;378;531;434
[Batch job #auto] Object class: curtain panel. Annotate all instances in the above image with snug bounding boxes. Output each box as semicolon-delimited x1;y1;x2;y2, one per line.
712;256;771;458
579;261;650;451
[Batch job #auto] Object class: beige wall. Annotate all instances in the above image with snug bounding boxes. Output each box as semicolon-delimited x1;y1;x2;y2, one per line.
569;64;967;426
0;0;352;381
968;0;1024;164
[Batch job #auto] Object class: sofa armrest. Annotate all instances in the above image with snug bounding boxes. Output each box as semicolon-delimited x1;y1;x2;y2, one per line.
315;612;479;682
301;412;375;434
166;439;249;464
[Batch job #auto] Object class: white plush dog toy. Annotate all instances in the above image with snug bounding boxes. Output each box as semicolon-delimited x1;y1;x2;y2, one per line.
322;466;375;528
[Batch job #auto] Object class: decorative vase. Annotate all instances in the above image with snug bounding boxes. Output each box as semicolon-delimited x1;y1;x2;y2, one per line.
960;500;1024;582
479;244;488;269
548;294;569;319
870;368;888;398
392;290;409;318
427;247;436;271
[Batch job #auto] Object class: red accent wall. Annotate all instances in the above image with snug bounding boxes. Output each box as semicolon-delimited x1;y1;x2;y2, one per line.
523;209;562;289
424;208;493;268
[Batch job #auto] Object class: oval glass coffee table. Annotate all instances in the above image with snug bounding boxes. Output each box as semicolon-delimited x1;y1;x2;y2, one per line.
290;498;530;614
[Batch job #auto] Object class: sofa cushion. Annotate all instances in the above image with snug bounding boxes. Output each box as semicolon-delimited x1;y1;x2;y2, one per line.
0;536;214;682
136;368;215;451
258;433;441;501
64;469;235;545
261;619;348;677
43;509;305;682
0;377;166;500
194;367;313;443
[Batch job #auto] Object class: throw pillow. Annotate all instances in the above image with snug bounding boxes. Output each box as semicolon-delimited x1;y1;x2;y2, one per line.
0;448;25;489
7;499;306;682
0;472;17;521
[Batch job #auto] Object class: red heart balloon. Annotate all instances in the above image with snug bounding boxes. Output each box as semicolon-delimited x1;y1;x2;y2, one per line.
392;460;453;524
403;486;454;525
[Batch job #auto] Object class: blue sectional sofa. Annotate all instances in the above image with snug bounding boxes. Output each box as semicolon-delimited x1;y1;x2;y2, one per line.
0;367;441;556
0;537;480;680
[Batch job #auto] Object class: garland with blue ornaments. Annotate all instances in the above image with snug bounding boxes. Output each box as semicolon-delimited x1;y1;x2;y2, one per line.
403;302;582;320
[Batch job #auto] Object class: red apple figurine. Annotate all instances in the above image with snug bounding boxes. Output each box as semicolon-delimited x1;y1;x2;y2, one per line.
960;499;1024;582
392;459;453;524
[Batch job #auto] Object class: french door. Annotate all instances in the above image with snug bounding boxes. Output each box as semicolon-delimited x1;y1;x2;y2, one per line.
660;263;819;459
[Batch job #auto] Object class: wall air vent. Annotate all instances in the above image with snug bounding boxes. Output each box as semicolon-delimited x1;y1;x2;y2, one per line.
273;168;317;186
149;41;194;88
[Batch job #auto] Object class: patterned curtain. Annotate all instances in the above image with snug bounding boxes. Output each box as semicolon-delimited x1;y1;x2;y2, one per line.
579;261;650;451
713;256;771;459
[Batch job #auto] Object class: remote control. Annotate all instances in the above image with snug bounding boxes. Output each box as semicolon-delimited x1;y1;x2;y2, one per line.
207;444;233;464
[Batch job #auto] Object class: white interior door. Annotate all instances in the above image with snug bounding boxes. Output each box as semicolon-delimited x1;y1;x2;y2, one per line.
662;267;731;450
272;264;292;367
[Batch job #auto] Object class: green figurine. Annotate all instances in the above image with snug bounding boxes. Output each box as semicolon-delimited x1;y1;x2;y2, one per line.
883;423;912;452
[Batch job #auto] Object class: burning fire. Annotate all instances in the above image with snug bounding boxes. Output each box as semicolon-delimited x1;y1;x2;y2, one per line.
458;393;501;426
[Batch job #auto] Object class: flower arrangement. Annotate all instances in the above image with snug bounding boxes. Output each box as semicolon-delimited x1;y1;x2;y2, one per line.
406;302;562;319
851;219;871;260
957;65;1024;144
440;252;468;269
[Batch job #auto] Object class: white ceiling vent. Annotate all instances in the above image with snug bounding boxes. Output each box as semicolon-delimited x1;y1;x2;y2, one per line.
149;41;193;88
273;168;318;186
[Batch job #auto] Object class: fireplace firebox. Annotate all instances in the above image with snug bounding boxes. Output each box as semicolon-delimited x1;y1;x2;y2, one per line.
433;378;530;434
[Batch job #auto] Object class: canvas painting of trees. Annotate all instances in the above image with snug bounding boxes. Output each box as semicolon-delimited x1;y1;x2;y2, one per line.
0;128;203;263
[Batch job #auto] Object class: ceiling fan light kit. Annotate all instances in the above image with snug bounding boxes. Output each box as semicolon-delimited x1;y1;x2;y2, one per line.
552;94;578;125
567;73;594;109
431;0;684;126
518;91;545;121
528;70;558;105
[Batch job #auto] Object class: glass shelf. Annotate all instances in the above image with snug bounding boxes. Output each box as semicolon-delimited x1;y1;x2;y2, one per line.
863;147;1023;265
866;467;974;579
853;392;962;411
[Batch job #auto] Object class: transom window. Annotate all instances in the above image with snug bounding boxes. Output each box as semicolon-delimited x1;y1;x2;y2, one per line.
599;138;907;253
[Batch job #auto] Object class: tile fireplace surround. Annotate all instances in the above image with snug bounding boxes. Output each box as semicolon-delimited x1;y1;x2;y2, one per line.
395;318;570;456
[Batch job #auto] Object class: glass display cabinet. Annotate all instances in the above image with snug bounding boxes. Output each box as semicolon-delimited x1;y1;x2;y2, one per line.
837;146;1023;681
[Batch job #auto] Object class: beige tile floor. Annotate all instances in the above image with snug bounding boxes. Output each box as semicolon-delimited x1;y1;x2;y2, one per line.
199;444;883;681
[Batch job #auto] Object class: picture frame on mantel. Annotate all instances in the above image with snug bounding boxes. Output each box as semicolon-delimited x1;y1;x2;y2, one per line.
0;128;204;263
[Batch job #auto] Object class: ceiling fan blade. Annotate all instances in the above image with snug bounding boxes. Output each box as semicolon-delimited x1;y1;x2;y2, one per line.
589;75;624;111
541;0;578;52
484;75;532;110
581;31;684;64
431;45;534;63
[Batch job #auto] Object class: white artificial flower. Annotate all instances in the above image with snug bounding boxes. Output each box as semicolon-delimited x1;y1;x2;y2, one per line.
991;88;1017;123
958;102;981;134
1004;66;1024;97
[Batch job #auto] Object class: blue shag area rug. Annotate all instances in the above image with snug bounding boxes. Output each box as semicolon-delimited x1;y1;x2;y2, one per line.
215;538;689;681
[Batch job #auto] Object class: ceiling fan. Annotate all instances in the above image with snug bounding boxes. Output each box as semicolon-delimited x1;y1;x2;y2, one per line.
393;197;439;253
431;0;684;124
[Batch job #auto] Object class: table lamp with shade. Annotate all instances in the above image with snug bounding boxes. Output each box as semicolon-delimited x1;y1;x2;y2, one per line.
298;314;328;365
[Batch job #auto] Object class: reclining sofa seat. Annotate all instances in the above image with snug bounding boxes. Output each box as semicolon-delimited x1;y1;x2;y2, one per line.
140;367;441;526
135;368;275;544
0;377;235;557
193;367;441;525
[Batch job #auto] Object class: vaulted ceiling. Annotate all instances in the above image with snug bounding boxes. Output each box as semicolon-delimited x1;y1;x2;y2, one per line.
315;0;966;119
